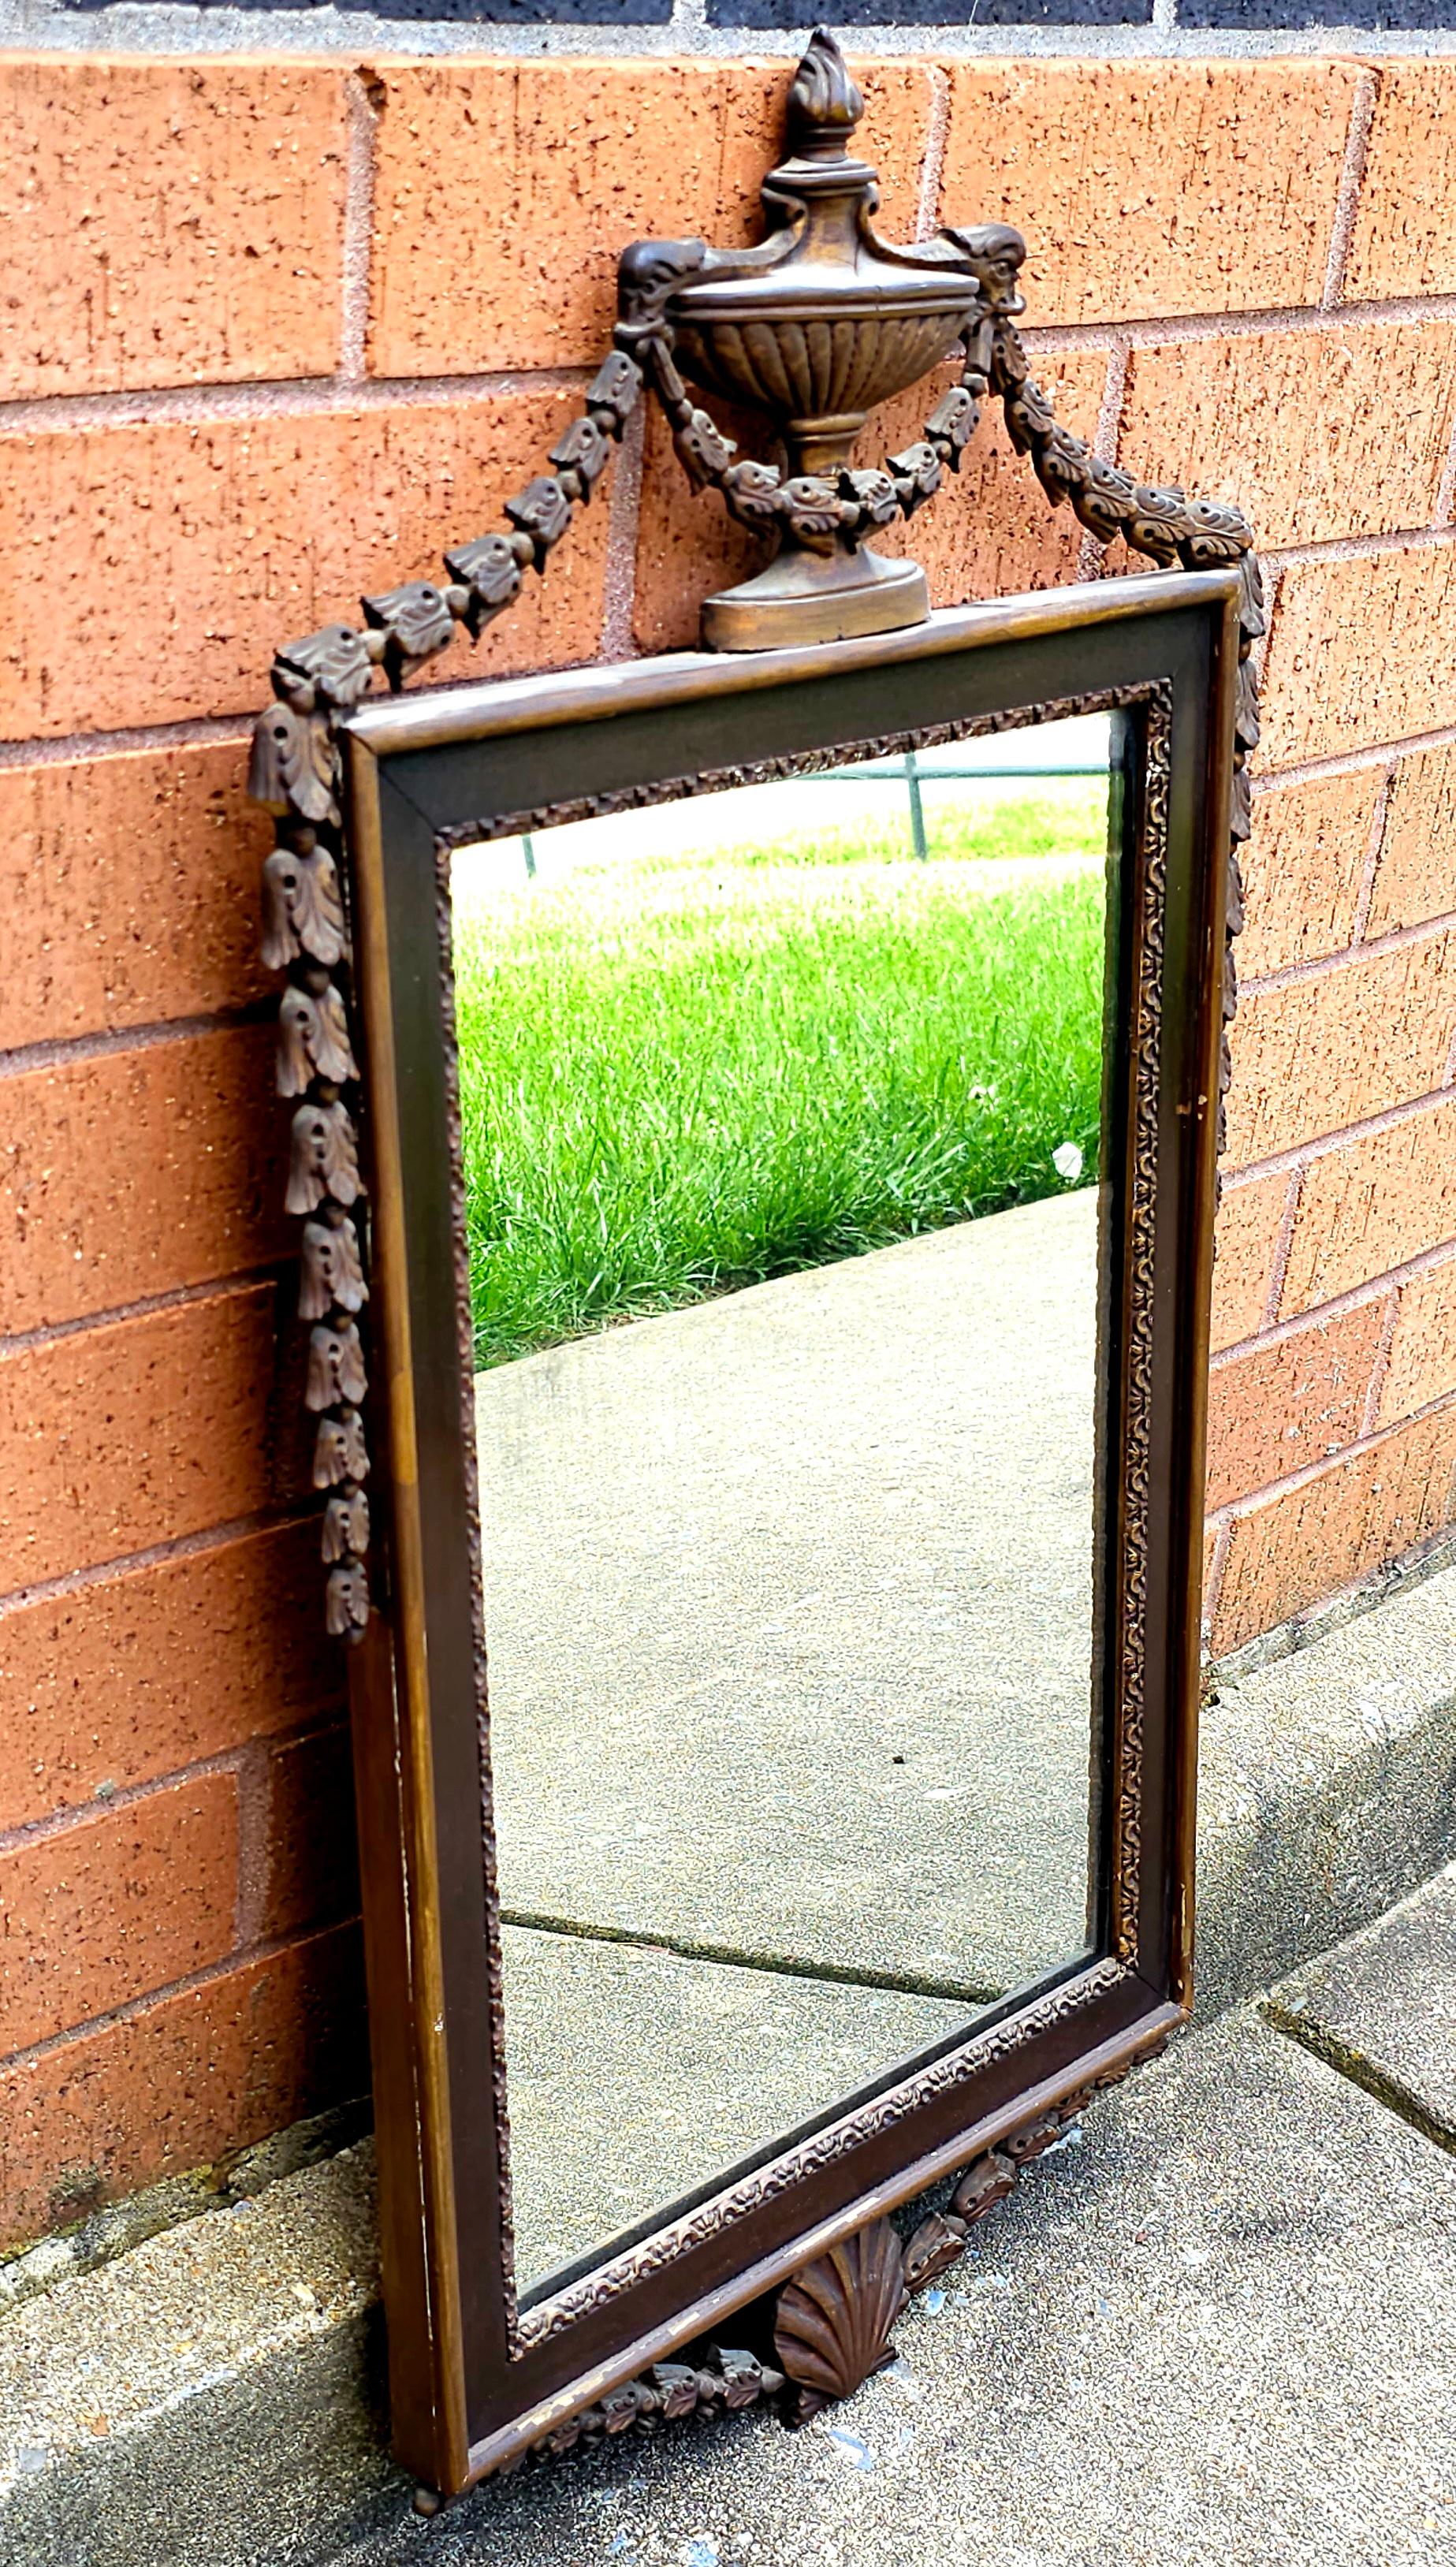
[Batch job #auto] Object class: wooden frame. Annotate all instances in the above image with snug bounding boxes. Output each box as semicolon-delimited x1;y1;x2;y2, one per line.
326;571;1240;2496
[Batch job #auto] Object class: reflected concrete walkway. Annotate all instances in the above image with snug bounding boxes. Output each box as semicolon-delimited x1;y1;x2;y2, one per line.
475;1189;1103;2289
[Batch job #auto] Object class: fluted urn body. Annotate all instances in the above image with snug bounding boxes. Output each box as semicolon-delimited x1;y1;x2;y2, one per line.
633;30;985;646
671;192;976;486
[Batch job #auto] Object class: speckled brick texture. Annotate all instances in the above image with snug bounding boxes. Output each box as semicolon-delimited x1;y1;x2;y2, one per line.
1119;322;1456;549
1225;930;1456;1164
0;390;612;739
941;61;1357;325
6;43;1456;2244
367;59;933;377
0;1924;367;2254
1261;543;1456;768
0;1522;342;1834
1343;63;1456;302
0;1026;290;1334
0;61;348;400
1239;773;1378;979
0;747;274;1051
0;1774;240;2056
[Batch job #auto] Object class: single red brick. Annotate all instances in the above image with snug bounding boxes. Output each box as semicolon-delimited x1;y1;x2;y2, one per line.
1205;1299;1387;1514
0;1921;366;2252
1212;1400;1456;1653
1368;740;1456;940
0;1772;238;2057
1343;64;1456;303
0;58;348;399
0;742;272;1053
1261;545;1456;770
1238;772;1377;981
369;59;932;379
1;1025;289;1335
942;61;1357;326
256;1723;359;1944
1224;929;1456;1166
0;1283;278;1593
0;390;612;741
0;1521;341;1835
1212;1172;1290;1352
1279;1097;1456;1317
1119;324;1456;551
1380;1254;1456;1425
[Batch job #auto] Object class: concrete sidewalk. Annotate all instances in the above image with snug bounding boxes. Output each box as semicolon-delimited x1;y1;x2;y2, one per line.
5;1506;1455;2564
7;1860;1454;2567
328;1867;1456;2567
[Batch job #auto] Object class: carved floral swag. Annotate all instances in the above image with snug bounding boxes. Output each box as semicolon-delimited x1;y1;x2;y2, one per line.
249;218;1260;1652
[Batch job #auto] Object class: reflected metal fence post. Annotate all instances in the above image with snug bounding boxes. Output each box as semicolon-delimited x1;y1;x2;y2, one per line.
904;751;929;863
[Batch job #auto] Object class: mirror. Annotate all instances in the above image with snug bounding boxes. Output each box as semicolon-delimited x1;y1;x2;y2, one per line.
248;26;1257;2482
450;716;1119;2295
310;572;1240;2490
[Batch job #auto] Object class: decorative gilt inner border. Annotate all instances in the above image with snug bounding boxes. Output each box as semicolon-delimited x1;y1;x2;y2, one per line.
422;676;1171;2358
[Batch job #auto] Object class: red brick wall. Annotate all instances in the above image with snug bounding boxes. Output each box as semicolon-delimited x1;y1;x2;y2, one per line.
2;50;1455;2248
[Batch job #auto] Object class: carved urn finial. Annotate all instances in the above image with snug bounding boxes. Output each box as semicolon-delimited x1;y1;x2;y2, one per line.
616;25;1013;649
784;26;865;152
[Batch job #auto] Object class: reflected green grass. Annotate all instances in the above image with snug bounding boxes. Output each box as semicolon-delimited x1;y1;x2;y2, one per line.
609;781;1112;874
453;823;1108;1370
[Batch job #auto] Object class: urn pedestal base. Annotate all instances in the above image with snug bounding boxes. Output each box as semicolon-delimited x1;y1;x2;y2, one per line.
702;544;929;653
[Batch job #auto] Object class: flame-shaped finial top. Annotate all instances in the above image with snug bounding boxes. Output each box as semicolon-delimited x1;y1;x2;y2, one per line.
786;28;864;155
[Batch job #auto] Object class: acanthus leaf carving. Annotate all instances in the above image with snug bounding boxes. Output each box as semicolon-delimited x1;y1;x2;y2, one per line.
923;381;980;467
838;465;899;529
300;1212;368;1322
261;842;348;973
322;1486;371;1563
901;2208;968;2292
951;2148;1018;2223
277;980;358;1096
362;580;457;691
885;441;942;517
504;475;573;571
616;237;711;332
674;407;739;490
273;622;377;715
443;531;525;639
286;1098;363;1216
720;457;788;530
548;412;613;497
249;706;338;827
585;347;644;431
326;1559;371;1641
305;1319;368;1413
313;1408;370;1490
781;474;858;553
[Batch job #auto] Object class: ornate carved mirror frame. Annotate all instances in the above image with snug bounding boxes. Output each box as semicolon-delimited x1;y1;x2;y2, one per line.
247;28;1259;2506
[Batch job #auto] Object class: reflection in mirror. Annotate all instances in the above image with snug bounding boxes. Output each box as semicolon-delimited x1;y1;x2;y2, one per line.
449;717;1120;2297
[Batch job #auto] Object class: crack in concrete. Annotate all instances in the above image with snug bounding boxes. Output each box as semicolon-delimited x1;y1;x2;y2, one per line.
499;1906;1001;2010
1260;1993;1456;2158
